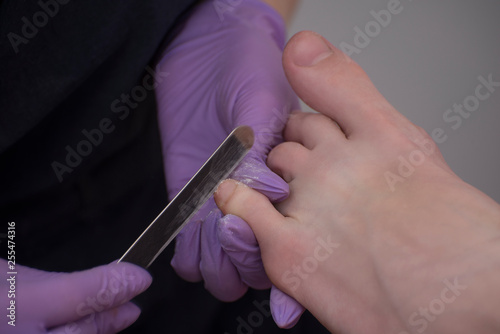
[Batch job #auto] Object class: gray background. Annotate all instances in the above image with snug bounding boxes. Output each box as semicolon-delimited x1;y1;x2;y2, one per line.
288;0;500;202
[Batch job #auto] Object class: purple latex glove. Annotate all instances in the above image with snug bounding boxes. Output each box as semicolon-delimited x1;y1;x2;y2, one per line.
0;259;151;333
155;0;305;328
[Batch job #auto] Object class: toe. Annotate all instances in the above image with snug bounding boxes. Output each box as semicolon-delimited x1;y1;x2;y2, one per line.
214;180;286;245
284;111;346;149
283;31;406;139
267;142;310;183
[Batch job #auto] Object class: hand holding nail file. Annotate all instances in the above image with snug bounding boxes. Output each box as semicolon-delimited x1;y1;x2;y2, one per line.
118;126;254;268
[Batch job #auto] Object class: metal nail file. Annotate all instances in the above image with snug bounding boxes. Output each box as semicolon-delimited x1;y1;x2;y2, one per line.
118;126;254;268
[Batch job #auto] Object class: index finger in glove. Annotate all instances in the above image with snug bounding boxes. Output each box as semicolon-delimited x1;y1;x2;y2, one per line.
48;303;141;334
233;91;298;157
230;151;289;203
36;262;151;328
217;214;271;289
217;215;306;329
199;207;248;301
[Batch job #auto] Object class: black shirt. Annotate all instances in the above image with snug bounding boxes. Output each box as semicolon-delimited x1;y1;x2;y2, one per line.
0;1;329;332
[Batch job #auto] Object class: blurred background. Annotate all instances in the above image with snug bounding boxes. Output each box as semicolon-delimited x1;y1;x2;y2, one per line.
288;0;500;202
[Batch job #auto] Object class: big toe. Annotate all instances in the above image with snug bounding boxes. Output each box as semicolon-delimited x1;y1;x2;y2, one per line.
283;31;406;138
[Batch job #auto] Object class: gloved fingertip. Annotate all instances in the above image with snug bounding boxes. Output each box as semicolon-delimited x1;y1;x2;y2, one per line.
217;214;257;247
273;310;302;329
110;260;151;276
231;158;289;203
51;303;143;334
138;274;153;295
272;306;304;329
118;302;142;323
252;171;289;203
105;261;153;295
103;302;142;333
170;254;203;282
205;281;249;302
270;286;305;328
109;261;152;292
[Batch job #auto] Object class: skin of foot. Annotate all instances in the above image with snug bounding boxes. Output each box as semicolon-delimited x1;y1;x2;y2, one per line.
214;31;500;334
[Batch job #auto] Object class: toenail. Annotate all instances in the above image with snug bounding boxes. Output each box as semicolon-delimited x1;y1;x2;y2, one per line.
292;32;334;67
215;180;239;208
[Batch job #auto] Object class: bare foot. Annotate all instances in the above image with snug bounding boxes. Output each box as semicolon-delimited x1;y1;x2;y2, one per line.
214;31;500;334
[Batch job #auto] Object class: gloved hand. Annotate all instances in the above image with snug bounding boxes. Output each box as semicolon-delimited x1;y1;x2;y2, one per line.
155;0;305;328
0;259;151;334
